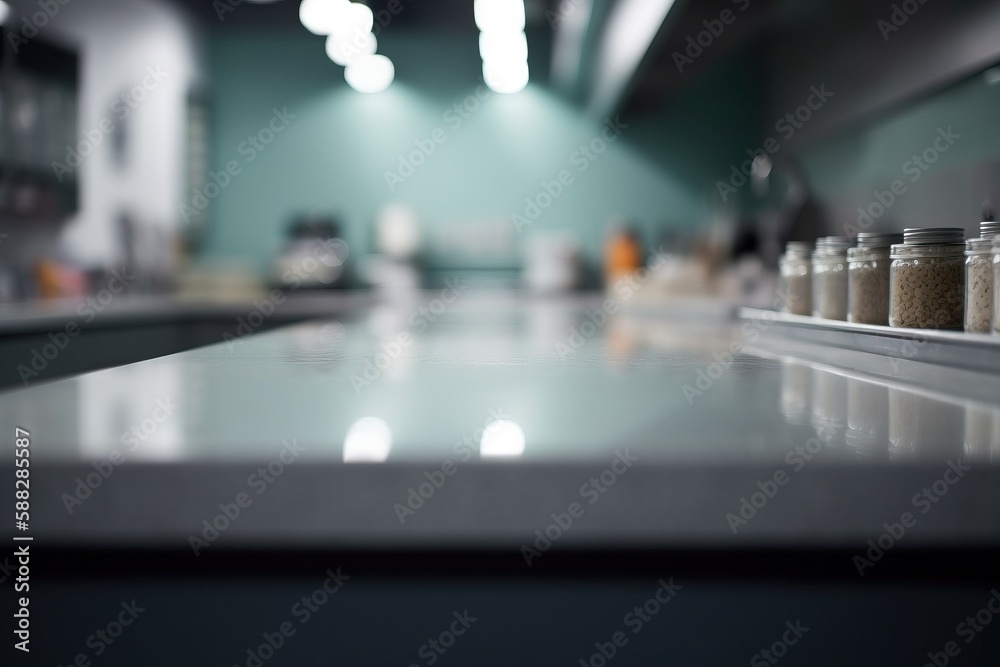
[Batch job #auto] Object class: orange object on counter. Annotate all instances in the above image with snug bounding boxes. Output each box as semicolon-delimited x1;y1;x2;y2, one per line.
604;227;642;285
35;260;63;299
35;260;88;298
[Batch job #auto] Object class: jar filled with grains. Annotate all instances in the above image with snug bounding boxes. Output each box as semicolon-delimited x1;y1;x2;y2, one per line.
889;228;965;330
848;232;901;325
993;237;1000;334
779;242;812;315
965;237;993;333
812;237;852;320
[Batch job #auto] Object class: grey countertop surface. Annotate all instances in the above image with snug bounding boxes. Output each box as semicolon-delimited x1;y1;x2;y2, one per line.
2;294;998;551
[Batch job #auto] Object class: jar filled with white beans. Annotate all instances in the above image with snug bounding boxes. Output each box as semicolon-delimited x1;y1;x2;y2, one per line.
779;242;812;315
812;237;852;320
848;232;901;325
965;237;993;333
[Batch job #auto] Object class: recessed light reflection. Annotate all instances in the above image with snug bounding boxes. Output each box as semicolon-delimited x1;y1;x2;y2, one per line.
480;420;525;458
345;54;395;93
343;417;392;462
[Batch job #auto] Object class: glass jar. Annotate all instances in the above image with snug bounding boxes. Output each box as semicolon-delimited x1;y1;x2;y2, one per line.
779;242;812;315
889;228;965;330
965;238;992;333
994;237;1000;334
848;232;901;325
812;237;851;320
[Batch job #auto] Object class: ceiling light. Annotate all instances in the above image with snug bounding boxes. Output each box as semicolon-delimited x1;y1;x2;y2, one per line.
474;0;525;33
299;0;348;35
479;30;528;63
483;59;529;94
345;54;395;93
338;2;374;34
326;28;378;66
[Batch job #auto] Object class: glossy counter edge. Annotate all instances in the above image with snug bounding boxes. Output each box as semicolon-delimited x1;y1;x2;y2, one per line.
9;462;1000;550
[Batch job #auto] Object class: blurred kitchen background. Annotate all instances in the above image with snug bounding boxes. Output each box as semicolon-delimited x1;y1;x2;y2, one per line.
0;0;998;341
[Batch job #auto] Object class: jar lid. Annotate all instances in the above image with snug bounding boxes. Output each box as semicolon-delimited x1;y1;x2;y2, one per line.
981;221;1000;239
785;241;812;254
856;232;903;248
902;227;964;245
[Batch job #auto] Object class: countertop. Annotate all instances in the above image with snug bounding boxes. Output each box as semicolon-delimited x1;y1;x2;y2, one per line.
2;294;999;552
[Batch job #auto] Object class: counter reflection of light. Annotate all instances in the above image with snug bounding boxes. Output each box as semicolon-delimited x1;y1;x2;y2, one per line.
0;1;10;25
343;417;392;462
480;420;525;457
345;54;395;94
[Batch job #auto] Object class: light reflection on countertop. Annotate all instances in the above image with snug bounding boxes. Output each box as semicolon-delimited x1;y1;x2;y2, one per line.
1;298;997;466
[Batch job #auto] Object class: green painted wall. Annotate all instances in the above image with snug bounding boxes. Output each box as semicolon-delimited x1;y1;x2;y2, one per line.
798;69;1000;215
199;31;758;272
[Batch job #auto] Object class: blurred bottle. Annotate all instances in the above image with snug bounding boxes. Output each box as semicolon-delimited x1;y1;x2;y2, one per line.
604;222;641;286
272;215;349;289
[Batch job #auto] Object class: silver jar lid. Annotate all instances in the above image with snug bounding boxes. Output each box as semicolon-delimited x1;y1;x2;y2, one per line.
856;232;903;248
981;221;1000;239
902;227;965;245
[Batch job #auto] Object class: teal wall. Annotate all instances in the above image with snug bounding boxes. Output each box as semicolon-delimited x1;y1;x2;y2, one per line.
200;31;759;272
795;69;1000;228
